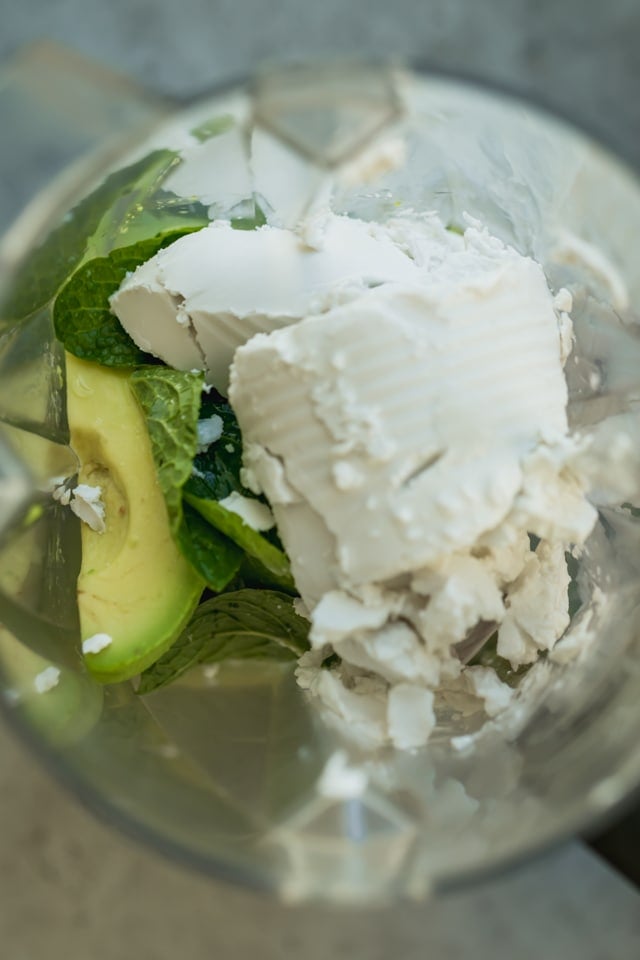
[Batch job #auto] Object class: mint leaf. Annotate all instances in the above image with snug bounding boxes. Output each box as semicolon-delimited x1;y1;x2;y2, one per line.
137;589;309;694
131;367;204;534
184;492;295;591
237;553;297;595
1;150;177;327
129;368;292;592
177;503;243;591
190;114;234;143
53;227;201;366
198;590;309;659
185;400;246;501
185;397;292;576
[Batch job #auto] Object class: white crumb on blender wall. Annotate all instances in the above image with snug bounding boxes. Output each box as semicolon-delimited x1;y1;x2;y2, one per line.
82;633;113;655
33;666;61;694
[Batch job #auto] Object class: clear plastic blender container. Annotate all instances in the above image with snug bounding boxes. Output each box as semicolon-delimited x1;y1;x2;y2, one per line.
1;46;640;903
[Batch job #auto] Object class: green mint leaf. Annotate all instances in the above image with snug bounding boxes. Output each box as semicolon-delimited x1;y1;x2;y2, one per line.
237;553;297;595
137;589;309;695
184;492;295;591
197;590;310;659
184;397;292;587
131;367;204;534
182;396;291;589
177;503;243;591
54;249;143;365
189;114;235;143
1;150;178;326
185;399;247;501
53;227;201;366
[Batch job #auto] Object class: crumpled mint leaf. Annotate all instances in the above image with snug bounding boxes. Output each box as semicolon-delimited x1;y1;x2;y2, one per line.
185;399;247;502
131;369;294;593
53;227;201;366
137;589;309;694
1;150;178;327
183;398;293;591
177;503;243;591
236;553;295;594
184;492;295;591
131;367;204;534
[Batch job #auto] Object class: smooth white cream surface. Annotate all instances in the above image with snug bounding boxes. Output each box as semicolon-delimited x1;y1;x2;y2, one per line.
110;215;421;392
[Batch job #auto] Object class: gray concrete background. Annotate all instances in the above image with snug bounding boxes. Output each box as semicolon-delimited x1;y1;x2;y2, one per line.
1;2;640;957
1;717;639;960
1;0;640;167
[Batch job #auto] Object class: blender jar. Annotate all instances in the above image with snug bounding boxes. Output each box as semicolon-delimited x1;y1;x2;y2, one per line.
1;48;640;903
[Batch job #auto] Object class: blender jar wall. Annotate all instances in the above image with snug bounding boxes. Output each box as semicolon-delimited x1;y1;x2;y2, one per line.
0;60;639;902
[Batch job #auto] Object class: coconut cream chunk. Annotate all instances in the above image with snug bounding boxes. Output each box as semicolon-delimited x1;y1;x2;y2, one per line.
110;214;421;392
229;219;598;749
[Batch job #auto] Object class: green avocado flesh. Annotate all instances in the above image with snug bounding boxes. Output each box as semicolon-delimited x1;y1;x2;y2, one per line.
65;353;204;683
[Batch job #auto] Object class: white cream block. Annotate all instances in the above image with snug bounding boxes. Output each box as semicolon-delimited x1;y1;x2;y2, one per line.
111;215;421;392
230;257;570;588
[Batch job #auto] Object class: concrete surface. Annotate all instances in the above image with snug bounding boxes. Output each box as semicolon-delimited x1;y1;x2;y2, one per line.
1;0;640;167
1;2;640;957
0;718;639;960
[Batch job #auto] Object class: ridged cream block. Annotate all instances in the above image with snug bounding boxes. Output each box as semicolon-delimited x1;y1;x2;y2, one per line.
230;257;569;590
111;215;421;391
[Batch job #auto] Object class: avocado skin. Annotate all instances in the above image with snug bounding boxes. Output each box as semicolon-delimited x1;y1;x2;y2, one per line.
65;353;204;684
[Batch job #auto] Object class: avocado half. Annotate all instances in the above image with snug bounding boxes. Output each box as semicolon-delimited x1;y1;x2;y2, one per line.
65;353;204;684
